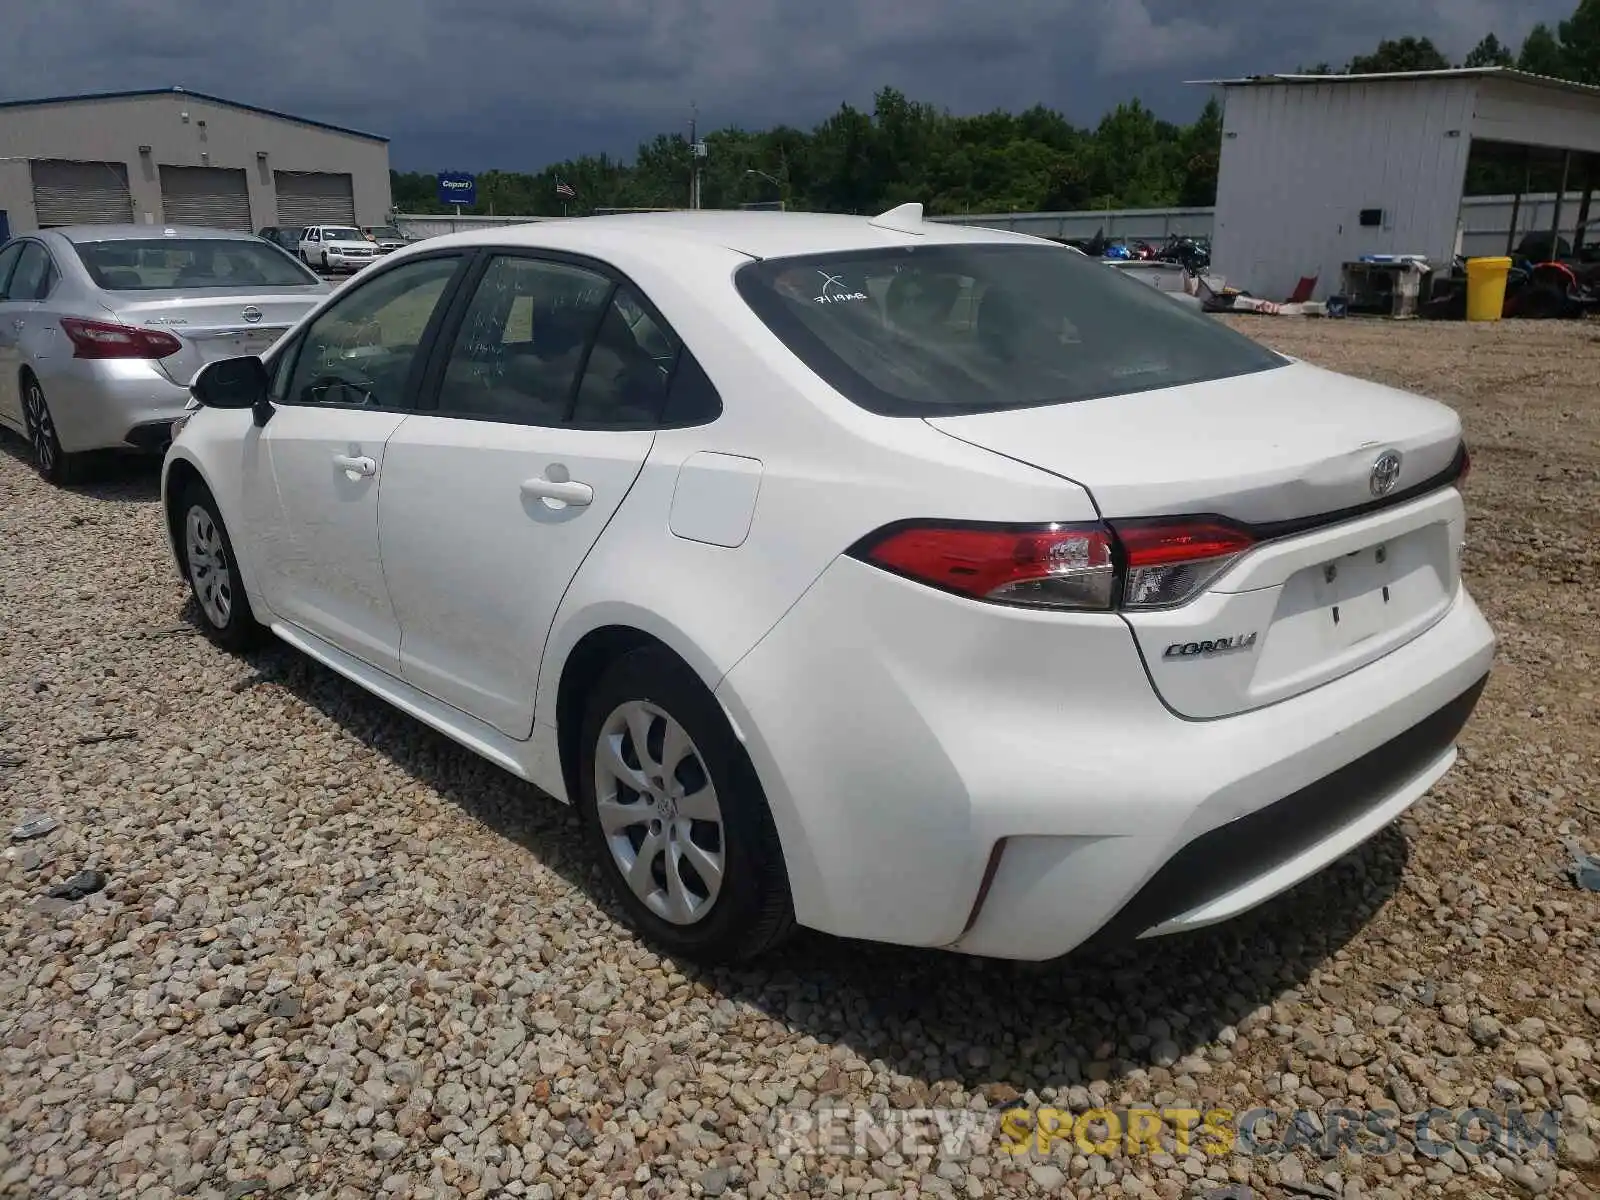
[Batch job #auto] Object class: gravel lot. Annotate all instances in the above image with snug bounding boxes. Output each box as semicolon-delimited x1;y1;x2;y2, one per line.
2;316;1598;1200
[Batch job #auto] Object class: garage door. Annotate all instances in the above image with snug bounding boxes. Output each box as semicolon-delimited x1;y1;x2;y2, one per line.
159;166;253;232
30;160;134;227
274;171;356;226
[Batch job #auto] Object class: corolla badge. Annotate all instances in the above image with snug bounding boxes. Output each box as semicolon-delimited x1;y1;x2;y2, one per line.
241;306;263;324
1369;449;1403;497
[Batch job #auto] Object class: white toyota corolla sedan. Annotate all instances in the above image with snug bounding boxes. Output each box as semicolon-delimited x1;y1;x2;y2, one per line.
161;205;1494;964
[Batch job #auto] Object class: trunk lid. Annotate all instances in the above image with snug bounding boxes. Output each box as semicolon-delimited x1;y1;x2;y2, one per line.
101;286;328;387
926;360;1462;525
928;361;1468;718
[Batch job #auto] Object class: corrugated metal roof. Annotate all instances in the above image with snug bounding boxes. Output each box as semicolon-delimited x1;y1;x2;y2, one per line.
1189;67;1600;101
0;86;388;142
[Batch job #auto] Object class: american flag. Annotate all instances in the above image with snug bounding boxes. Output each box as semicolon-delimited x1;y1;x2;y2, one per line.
555;180;576;198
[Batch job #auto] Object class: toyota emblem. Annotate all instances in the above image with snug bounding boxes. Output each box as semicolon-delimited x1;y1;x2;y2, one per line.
1369;449;1403;497
241;306;263;324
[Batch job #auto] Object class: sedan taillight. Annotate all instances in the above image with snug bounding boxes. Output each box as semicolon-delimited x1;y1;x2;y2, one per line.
59;317;182;360
850;517;1255;612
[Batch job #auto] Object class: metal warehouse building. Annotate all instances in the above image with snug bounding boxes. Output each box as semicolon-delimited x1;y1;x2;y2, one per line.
0;87;391;239
1199;67;1600;301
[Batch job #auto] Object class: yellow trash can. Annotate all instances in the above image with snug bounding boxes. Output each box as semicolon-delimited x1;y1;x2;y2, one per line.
1464;256;1512;322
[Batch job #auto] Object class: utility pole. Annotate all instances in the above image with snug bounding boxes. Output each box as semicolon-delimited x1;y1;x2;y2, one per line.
689;102;700;210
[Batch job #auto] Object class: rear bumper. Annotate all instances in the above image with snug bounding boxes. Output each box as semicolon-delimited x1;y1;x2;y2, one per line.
715;556;1495;959
35;358;192;454
1084;672;1485;947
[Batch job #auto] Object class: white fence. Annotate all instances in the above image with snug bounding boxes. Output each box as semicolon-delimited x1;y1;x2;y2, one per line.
393;213;566;239
928;193;1596;258
398;192;1594;257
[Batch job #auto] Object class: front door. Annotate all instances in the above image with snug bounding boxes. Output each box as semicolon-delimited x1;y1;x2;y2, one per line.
378;253;678;736
242;252;467;672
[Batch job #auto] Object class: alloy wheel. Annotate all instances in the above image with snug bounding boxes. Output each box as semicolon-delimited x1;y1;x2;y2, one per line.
594;700;726;925
185;504;234;628
22;381;56;476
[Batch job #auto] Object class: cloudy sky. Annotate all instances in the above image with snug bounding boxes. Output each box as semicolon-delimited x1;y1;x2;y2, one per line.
0;0;1577;171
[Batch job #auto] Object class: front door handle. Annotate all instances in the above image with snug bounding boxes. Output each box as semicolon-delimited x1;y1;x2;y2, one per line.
332;453;376;477
520;476;593;507
11;320;23;331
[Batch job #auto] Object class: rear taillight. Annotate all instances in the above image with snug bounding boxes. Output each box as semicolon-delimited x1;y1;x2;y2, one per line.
855;523;1117;609
1111;519;1256;610
59;317;182;360
851;518;1254;612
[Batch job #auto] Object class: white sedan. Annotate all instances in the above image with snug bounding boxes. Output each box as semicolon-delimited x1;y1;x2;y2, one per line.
161;206;1495;964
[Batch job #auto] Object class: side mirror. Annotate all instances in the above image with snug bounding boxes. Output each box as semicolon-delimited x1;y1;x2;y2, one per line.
191;355;274;426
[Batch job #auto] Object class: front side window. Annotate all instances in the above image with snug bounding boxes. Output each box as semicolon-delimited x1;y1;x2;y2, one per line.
74;238;321;291
735;243;1286;416
436;255;613;425
282;255;461;409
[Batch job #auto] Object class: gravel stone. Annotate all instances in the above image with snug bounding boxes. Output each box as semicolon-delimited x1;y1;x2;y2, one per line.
2;320;1599;1197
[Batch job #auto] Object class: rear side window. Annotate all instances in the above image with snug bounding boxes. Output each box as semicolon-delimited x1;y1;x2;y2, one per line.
73;238;320;290
734;243;1285;417
6;242;54;301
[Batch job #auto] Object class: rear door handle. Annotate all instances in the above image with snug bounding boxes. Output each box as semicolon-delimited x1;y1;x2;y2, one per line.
332;453;376;477
520;477;593;507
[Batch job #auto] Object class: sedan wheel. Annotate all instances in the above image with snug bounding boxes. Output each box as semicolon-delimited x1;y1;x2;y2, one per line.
594;700;727;926
177;482;262;652
185;504;234;629
21;377;75;485
579;648;794;963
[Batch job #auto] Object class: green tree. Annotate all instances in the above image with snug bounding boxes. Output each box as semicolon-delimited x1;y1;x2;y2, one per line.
1518;23;1566;75
1346;35;1453;73
1463;33;1515;68
388;85;1229;219
1558;0;1600;82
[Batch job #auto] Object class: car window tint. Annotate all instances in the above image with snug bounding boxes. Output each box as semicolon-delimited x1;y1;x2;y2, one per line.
0;243;24;296
736;243;1286;416
7;243;51;301
436;255;611;425
75;238;318;290
660;349;723;426
284;255;460;409
569;284;678;427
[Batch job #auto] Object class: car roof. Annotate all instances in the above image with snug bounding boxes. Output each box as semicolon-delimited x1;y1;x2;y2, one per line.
418;207;1038;262
50;224;270;244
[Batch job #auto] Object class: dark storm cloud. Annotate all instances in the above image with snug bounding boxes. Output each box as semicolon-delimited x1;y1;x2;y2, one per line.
0;0;1576;171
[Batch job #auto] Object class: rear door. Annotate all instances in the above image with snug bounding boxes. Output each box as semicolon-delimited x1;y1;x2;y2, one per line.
241;251;469;672
0;241;56;430
0;241;27;428
377;251;678;736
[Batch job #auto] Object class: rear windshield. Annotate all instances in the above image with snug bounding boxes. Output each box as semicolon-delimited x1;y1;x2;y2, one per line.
75;238;321;291
734;243;1286;416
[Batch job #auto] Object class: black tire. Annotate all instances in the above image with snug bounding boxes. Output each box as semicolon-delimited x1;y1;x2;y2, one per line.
177;481;264;652
20;374;83;486
320;251;330;271
577;647;794;964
